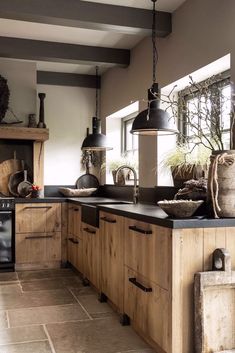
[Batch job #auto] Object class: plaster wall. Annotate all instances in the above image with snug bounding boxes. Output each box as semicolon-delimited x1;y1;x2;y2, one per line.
101;0;234;186
0;58;36;125
37;84;95;185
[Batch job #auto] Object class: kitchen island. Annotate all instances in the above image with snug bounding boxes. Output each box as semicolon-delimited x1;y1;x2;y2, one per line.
14;197;235;353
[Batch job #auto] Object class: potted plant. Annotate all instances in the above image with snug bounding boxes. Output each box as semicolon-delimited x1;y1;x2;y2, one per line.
159;75;234;217
163;144;210;188
102;155;138;185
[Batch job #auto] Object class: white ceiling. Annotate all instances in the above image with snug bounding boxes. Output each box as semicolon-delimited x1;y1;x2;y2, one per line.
81;0;187;12
0;0;187;74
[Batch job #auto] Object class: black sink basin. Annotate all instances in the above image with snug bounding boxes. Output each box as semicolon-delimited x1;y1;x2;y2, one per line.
81;201;128;227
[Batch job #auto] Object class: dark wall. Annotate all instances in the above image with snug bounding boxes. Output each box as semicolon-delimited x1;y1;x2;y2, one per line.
0;140;33;179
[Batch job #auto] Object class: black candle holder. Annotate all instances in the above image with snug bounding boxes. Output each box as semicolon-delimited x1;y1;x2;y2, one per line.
38;93;46;128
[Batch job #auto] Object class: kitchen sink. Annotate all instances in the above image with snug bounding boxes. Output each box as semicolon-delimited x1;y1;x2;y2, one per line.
81;200;128;227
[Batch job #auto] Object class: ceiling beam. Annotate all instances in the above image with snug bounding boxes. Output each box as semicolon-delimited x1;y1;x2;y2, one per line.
0;37;130;66
37;71;101;88
0;0;172;36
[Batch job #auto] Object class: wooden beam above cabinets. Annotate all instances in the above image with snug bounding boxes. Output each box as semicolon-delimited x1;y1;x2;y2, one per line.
0;126;49;142
0;36;130;67
0;0;172;37
37;71;101;89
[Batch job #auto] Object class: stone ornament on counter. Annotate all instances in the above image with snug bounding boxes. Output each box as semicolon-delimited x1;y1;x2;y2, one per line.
158;199;204;218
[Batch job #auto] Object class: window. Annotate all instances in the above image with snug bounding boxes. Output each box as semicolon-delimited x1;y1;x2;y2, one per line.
179;71;231;150
122;114;138;159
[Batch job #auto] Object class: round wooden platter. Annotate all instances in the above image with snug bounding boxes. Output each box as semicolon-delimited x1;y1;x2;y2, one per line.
0;159;22;196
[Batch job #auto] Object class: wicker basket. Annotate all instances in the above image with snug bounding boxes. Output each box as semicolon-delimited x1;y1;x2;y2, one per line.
158;199;204;218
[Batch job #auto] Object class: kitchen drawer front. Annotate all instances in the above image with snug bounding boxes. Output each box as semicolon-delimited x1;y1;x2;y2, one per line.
82;223;100;290
67;236;83;273
68;204;81;238
16;203;61;234
16;232;61;264
100;211;124;311
124;218;171;290
124;266;170;353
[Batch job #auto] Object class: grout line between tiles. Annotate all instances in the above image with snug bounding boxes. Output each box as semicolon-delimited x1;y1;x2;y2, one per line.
9;318;92;329
5;310;10;328
43;324;57;353
6;303;78;312
68;288;93;320
0;339;48;346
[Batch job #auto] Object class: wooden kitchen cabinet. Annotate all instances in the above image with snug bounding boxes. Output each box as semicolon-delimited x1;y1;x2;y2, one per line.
68;204;81;238
124;218;171;291
124;266;170;353
82;222;100;290
16;232;61;264
15;203;62;270
67;203;83;272
67;236;83;273
100;211;124;312
16;203;61;233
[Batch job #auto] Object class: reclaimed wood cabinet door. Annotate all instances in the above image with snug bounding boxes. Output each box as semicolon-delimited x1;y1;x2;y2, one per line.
68;204;81;238
124;218;171;290
82;223;100;290
100;211;124;312
124;266;170;353
16;232;61;264
16;203;61;233
67;236;83;273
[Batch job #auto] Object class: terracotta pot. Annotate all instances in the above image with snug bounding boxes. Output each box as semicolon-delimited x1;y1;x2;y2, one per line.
112;169;129;185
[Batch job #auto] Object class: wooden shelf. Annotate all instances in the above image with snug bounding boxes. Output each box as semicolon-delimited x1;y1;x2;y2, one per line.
0;126;49;141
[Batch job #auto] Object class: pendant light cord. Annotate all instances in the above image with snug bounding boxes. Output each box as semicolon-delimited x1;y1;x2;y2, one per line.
152;0;158;84
95;66;99;117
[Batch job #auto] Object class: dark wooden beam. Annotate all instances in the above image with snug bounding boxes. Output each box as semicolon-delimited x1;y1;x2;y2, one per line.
37;71;101;88
0;0;172;37
0;37;130;66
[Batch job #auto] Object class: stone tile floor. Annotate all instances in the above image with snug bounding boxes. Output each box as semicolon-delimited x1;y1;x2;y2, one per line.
0;269;155;353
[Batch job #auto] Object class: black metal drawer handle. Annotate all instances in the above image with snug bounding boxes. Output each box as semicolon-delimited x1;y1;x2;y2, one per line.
74;208;79;212
129;225;152;235
24;206;52;210
25;235;53;240
129;277;152;293
100;217;116;223
68;238;79;244
83;227;96;234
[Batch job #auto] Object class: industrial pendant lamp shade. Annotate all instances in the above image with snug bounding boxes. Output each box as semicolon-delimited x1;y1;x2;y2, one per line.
81;67;113;151
131;0;178;136
131;83;179;135
81;117;112;151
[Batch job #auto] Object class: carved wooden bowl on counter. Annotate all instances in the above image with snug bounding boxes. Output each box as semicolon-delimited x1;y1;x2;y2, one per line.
157;199;204;218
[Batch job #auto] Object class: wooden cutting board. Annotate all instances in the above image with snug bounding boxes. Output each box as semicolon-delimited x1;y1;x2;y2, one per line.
0;158;22;196
195;248;235;353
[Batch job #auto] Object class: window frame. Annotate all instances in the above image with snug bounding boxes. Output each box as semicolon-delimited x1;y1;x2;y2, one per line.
178;70;231;147
122;113;138;156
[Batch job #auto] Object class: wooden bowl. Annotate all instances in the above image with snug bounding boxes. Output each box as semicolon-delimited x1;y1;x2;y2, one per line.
157;199;204;218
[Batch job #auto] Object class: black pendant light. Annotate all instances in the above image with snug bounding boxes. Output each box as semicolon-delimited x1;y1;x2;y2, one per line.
131;0;178;136
81;67;113;151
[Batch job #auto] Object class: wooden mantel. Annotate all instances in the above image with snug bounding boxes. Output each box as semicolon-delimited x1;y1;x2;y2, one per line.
0;126;49;141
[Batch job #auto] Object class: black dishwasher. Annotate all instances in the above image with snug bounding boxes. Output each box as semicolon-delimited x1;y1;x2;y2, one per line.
0;198;15;271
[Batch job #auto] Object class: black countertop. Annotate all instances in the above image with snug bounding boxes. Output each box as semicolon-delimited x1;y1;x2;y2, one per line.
15;197;67;203
98;203;235;229
14;197;235;229
14;197;129;205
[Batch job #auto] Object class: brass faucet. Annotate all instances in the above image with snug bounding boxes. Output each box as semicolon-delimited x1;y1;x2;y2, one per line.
115;165;138;204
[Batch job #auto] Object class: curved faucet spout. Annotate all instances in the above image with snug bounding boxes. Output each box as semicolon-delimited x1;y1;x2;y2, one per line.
115;165;138;204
